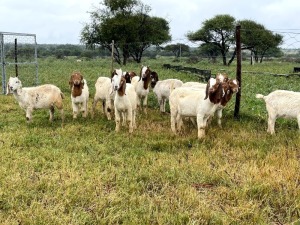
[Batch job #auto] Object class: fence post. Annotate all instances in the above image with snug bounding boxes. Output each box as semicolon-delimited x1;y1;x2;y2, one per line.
1;33;5;94
14;38;19;77
234;25;241;119
111;40;114;74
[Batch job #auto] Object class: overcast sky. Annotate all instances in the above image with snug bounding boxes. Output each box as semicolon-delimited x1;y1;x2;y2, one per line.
1;0;300;48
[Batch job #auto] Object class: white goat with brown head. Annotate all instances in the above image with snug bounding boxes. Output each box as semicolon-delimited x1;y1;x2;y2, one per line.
169;77;224;139
111;69;137;133
131;66;158;114
69;72;89;119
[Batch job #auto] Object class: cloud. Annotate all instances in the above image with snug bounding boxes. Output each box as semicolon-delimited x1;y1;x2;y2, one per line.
1;0;300;47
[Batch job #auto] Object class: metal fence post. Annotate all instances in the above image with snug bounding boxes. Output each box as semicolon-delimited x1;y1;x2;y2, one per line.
234;25;241;119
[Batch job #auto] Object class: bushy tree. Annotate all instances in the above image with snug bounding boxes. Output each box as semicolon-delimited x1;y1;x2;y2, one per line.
239;20;283;63
187;14;236;65
163;43;190;58
80;0;171;65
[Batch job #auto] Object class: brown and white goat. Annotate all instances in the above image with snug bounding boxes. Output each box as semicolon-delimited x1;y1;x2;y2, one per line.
111;71;137;133
131;66;158;114
214;78;239;127
169;77;224;139
69;72;89;119
123;71;137;83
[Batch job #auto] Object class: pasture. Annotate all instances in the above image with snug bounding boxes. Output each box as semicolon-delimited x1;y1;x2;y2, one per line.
0;57;299;224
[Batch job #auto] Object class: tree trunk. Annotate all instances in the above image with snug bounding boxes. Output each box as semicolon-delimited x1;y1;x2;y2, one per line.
227;48;236;66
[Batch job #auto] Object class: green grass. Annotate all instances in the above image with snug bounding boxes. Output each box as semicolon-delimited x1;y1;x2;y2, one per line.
0;57;300;224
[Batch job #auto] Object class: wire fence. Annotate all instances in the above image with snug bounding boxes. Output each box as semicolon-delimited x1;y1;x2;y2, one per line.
1;29;300;95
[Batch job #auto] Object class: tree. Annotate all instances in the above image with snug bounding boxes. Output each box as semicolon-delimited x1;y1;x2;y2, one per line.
164;43;190;58
198;43;220;63
238;20;283;63
80;0;171;65
187;14;236;65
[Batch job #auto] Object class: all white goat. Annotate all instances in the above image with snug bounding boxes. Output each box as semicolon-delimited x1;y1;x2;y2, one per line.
131;66;158;114
6;76;64;124
256;90;300;134
69;72;89;119
112;70;137;133
182;81;207;89
92;69;123;120
169;77;224;139
153;78;183;113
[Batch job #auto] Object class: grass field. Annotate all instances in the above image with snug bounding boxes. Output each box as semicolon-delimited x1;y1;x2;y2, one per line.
0;57;300;224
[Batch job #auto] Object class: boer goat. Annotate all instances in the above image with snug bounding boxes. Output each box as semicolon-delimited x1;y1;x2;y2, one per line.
6;76;64;124
123;71;137;83
69;72;89;119
131;66;158;114
256;90;300;134
169;77;224;139
111;69;137;133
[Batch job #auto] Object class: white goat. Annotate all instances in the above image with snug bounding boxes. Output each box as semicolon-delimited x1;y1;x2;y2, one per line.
92;76;115;120
153;79;183;113
256;90;300;134
112;70;137;133
182;81;207;89
6;76;64;124
69;72;89;119
169;78;224;139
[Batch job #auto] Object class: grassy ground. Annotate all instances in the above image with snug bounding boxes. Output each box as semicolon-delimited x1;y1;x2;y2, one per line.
0;57;299;224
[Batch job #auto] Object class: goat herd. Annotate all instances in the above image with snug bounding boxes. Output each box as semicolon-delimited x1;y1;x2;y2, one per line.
6;65;300;138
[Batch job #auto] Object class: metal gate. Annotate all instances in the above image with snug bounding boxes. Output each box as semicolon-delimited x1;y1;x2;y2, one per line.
0;32;38;94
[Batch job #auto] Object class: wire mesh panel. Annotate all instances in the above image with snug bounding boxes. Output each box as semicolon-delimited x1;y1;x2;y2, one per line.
0;32;38;94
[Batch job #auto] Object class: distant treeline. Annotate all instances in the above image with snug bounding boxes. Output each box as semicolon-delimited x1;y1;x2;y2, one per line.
3;43;300;63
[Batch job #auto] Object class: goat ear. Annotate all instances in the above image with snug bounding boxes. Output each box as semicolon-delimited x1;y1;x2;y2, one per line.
204;80;210;100
111;71;115;78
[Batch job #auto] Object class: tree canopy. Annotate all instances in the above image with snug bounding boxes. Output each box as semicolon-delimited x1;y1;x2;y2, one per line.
187;14;236;65
163;43;190;58
80;0;171;65
239;19;283;63
187;14;283;65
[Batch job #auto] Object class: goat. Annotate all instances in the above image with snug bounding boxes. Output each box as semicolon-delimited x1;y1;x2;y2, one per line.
92;69;123;120
169;77;224;139
214;78;239;127
123;71;137;83
181;73;236;127
256;90;300;134
92;76;115;120
182;81;207;89
111;70;137;133
6;76;64;124
153;78;183;113
69;72;89;119
131;66;158;114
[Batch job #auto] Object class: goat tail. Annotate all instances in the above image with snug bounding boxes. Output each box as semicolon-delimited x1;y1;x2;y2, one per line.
255;94;264;99
60;92;65;99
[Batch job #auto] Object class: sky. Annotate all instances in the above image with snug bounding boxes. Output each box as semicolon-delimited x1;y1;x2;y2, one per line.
1;0;300;48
